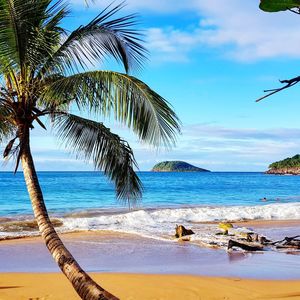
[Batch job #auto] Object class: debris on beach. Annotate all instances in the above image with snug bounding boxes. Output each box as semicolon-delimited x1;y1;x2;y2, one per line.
174;223;300;253
227;235;300;252
174;224;195;240
222;223;300;252
266;235;300;249
227;239;264;251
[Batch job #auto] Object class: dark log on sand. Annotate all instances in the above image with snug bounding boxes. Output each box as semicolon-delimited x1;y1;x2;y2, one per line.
227;239;264;251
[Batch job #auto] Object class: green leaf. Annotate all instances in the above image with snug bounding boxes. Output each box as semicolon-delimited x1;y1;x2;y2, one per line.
42;71;180;148
40;2;147;76
0;100;15;143
259;0;300;12
53;112;142;202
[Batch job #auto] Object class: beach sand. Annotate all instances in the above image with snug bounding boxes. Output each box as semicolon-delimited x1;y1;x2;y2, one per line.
1;220;300;299
1;273;300;300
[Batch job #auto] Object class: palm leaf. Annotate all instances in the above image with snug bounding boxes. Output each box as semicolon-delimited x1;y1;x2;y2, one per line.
0;0;68;78
52;112;142;202
0;0;20;72
0;101;15;143
40;2;147;76
42;71;180;148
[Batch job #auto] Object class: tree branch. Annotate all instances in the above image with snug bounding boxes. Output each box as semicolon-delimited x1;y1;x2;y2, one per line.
256;75;300;102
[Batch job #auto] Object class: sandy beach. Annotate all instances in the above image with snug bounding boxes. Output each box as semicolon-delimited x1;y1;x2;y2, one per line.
1;273;300;300
1;0;300;298
0;220;300;299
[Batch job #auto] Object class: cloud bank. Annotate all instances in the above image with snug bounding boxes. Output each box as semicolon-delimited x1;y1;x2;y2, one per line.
1;124;297;172
71;0;300;62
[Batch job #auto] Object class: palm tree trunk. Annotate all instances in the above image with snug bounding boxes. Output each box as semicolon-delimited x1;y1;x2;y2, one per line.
20;126;119;300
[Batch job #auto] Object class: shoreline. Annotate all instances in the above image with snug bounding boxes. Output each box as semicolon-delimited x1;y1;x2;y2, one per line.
1;221;300;279
1;218;300;243
1;273;300;300
1;220;300;299
0;229;131;244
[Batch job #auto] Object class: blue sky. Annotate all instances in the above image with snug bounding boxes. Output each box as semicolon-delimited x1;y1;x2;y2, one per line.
4;0;300;171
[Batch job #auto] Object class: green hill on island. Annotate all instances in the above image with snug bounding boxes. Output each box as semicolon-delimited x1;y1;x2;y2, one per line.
266;154;300;174
152;161;210;172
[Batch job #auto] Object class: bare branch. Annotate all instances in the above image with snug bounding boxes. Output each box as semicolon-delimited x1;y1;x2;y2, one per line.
256;75;300;102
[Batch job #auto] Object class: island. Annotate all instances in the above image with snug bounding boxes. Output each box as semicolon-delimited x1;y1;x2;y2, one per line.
152;161;210;172
266;154;300;175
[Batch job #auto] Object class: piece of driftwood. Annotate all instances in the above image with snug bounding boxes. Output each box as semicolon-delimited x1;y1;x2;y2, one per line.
270;235;300;245
259;236;272;245
227;235;300;252
175;225;195;238
276;245;300;249
227;239;264;251
271;235;300;249
244;234;272;244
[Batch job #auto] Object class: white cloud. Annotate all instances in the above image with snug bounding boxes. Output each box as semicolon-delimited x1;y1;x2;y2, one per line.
193;0;300;61
146;28;198;63
2;123;300;172
130;124;300;171
72;0;300;62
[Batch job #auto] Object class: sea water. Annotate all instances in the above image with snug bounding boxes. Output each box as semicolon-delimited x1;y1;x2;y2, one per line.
1;171;300;240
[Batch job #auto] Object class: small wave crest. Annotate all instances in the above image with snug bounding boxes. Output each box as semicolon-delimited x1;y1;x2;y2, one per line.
60;202;300;245
1;203;300;241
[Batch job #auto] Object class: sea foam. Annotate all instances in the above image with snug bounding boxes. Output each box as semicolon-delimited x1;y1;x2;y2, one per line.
1;203;300;241
61;203;300;241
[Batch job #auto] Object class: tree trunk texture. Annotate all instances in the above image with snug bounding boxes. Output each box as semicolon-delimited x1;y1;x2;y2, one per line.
20;126;119;300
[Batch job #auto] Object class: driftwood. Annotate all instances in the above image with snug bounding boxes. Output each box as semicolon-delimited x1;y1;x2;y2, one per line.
228;239;264;251
269;235;300;245
227;235;300;251
271;235;300;249
173;223;300;252
175;225;195;238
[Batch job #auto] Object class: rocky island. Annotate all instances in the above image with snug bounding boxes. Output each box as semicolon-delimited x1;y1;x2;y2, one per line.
266;154;300;175
152;161;210;172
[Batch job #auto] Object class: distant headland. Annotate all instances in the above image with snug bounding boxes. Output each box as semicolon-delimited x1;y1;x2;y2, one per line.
266;154;300;175
152;161;210;172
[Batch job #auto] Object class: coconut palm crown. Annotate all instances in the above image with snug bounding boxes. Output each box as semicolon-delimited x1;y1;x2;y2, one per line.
0;1;180;299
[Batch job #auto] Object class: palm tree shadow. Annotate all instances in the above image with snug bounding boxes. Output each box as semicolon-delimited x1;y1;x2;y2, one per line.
0;285;22;289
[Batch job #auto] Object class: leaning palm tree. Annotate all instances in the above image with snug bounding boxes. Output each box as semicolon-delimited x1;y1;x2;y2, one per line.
0;0;180;299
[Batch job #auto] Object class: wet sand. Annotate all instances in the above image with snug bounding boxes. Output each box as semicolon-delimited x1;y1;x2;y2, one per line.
1;226;300;279
0;220;300;299
233;218;300;228
1;273;300;300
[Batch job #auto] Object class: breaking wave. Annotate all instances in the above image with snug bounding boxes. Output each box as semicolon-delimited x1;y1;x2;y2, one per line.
1;202;300;241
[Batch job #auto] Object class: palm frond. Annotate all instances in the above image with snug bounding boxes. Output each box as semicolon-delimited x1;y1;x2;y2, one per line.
40;2;147;76
42;71;180;148
0;0;68;77
0;100;15;143
52;112;142;202
0;0;20;72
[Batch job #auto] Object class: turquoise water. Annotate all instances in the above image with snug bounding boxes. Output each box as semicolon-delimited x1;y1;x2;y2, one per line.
1;171;300;217
1;171;300;240
2;172;300;276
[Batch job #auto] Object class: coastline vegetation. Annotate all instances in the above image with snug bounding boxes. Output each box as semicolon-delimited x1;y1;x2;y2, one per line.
269;155;300;170
152;161;210;172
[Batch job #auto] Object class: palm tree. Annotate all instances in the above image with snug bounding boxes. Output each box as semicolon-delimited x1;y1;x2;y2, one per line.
0;1;180;299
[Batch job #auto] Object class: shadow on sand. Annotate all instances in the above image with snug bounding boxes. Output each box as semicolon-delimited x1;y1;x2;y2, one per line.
0;285;21;289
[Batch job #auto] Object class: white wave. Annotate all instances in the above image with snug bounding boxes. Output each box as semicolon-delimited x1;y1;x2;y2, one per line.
61;202;300;242
2;203;300;241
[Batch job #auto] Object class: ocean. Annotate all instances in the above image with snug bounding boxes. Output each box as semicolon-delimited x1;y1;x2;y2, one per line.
1;171;300;242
